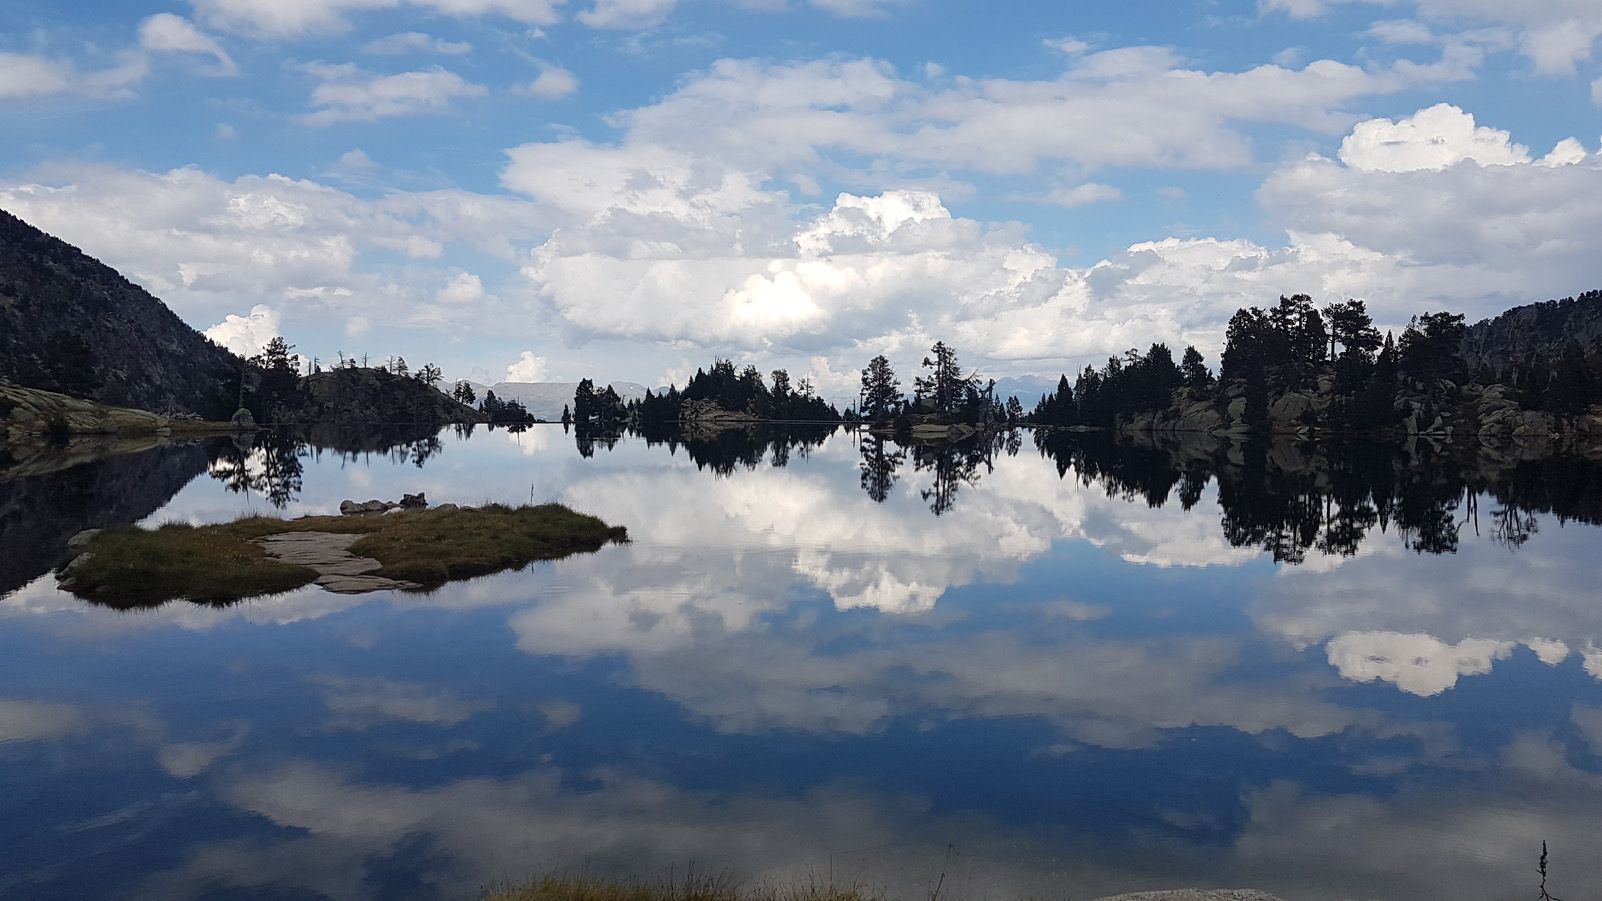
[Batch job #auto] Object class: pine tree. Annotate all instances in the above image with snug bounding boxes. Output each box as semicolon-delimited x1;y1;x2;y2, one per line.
859;355;902;421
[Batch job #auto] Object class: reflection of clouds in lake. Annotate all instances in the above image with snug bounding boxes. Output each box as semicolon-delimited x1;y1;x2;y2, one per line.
1252;521;1602;689
158;723;250;779
312;675;495;730
1325;631;1513;697
0;698;89;743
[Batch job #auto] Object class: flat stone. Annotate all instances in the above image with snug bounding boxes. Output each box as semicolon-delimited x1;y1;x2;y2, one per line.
1095;884;1281;891
253;532;411;596
314;573;417;594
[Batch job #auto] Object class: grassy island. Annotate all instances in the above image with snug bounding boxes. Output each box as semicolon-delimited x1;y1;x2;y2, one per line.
58;503;627;608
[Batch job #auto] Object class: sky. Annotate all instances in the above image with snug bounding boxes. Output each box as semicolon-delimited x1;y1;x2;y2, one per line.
2;0;1601;393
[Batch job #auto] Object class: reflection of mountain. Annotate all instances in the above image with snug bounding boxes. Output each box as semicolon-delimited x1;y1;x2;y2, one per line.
0;440;212;596
1034;431;1602;563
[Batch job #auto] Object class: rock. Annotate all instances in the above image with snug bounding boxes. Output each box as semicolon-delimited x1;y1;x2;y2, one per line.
339;500;359;515
1267;392;1313;425
434;503;459;512
399;492;427;508
229;407;257;429
1082;884;1281;891
1225;397;1248;423
66;529;102;551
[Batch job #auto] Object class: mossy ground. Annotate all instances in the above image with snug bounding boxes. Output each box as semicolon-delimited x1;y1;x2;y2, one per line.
62;503;627;607
484;875;878;901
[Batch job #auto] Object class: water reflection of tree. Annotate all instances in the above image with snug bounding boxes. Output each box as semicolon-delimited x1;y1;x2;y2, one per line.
1034;430;1602;564
859;433;904;503
206;426;450;508
208;432;303;509
912;437;995;516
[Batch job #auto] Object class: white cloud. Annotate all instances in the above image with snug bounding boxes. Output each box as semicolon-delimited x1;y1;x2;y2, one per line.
360;31;474;55
204;304;282;357
0;163;553;336
517;64;579;98
192;0;561;36
0;53;72;98
139;13;238;75
213;122;238;141
438;271;485;304
1593;76;1602;106
506;351;549;382
299;64;487;125
1043;36;1091;55
0;50;148;99
1338;102;1529;171
579;0;678;28
1042;182;1123;208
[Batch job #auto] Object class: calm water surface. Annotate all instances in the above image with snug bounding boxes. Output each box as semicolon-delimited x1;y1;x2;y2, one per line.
3;425;1602;900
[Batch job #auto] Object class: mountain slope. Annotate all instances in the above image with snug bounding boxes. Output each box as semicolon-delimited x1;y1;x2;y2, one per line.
0;208;242;418
1462;289;1602;373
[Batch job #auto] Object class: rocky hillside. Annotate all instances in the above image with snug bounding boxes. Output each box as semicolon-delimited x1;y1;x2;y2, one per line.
1461;289;1602;373
297;368;486;427
1;381;240;443
0;208;243;418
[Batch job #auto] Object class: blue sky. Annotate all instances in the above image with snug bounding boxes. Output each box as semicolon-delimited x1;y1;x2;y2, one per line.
3;0;1601;391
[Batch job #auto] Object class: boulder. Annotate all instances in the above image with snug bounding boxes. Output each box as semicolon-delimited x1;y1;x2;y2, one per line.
340;499;395;515
66;529;102;551
1268;392;1314;425
399;492;427;508
230;407;257;429
1225;397;1248;423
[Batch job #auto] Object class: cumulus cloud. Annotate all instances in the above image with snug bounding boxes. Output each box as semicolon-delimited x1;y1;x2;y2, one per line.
298;63;487;125
139;13;238;75
0;163;554;341
1337;102;1529;171
1260;104;1602;317
437;271;485;304
516;64;579;98
204;304;282;357
505;351;549;382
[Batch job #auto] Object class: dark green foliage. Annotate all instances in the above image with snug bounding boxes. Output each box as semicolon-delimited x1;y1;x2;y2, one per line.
480;389;535;425
858;354;901;421
1398;311;1467;383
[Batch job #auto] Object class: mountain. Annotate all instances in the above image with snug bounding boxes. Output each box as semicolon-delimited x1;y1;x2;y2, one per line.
0;208;242;418
992;376;1059;408
461;381;649;421
1462;289;1602;374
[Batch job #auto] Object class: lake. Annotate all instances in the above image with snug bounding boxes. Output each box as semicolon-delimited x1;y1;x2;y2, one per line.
3;424;1601;900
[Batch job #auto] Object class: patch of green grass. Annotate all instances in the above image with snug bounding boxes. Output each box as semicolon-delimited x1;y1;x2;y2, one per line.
484;874;879;901
61;503;627;608
61;521;319;608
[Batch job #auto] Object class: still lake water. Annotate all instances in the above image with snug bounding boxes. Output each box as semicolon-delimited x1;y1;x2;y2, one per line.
4;425;1602;900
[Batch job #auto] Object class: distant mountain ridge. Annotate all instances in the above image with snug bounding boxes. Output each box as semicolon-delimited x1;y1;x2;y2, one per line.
0;207;242;418
463;381;649;421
